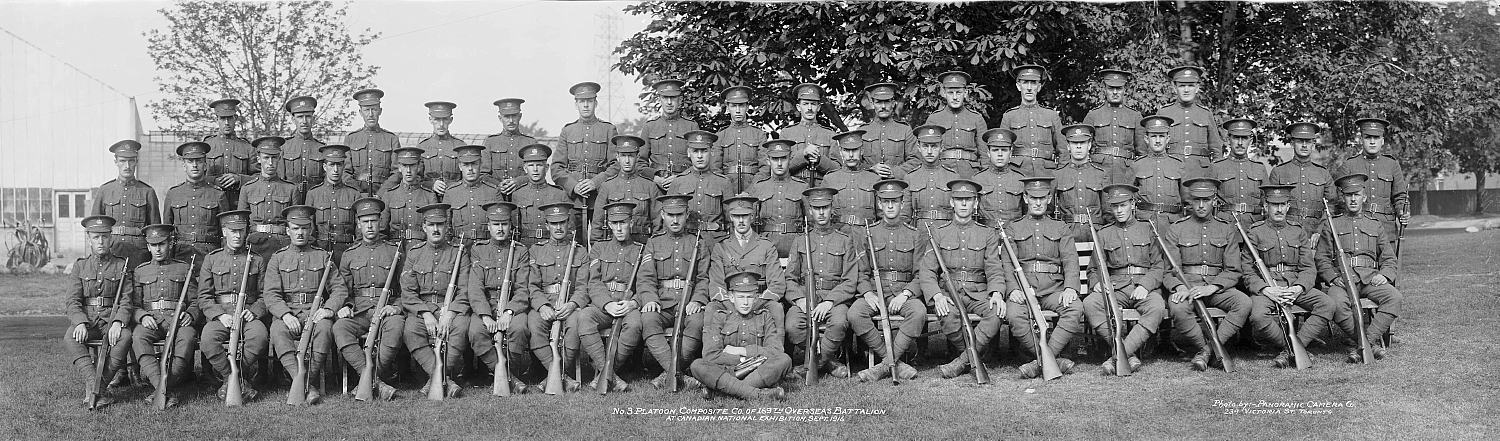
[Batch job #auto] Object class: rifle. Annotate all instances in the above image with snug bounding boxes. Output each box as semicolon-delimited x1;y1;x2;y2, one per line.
88;263;129;410
1324;201;1374;364
668;229;703;392
862;221;899;385
800;214;819;386
154;256;197;410
1084;218;1132;376
544;240;580;395
600;242;648;395
733;354;768;379
1231;218;1311;369
1147;220;1234;372
287;255;335;405
354;250;402;401
427;242;467;400
225;251;253;406
995;227;1064;381
923;224;990;384
492;239;518;397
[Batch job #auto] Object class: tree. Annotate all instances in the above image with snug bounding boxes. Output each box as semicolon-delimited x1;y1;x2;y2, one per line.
522;120;552;139
1435;1;1500;213
145;1;380;136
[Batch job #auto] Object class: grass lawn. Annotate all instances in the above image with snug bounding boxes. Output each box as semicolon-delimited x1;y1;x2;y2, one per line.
0;230;1495;439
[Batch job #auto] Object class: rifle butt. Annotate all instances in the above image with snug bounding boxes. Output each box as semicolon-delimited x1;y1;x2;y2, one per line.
668;333;682;392
225;368;243;407
600;320;624;396
427;349;446;400
544;323;564;395
354;365;375;401
287;361;308;405
1283;309;1312;369
492;331;512;396
1192;299;1235;372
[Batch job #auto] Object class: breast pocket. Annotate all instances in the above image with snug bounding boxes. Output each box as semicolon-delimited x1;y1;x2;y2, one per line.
814;246;848;274
210;266;233;291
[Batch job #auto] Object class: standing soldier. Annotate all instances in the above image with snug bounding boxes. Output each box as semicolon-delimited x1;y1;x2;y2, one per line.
131;224;198;408
447;145;502;245
715;85;768;194
306;145;362;256
592;136;661;243
526;201;589;392
63;215;136;408
671;131;732;239
972;128;1026;226
1154;66;1224;174
263;205;345;405
849;180;926;382
1317;173;1403;362
578;202;646;392
917;179;1006;379
748;139;808;257
280;96;326;190
1242;185;1335;368
780;83;838;185
859;82;912;179
707;194;786;324
198;210;269;402
94;140;159;264
1213;118;1269;226
1084;184;1166;374
164;141;230;256
510;144;570;246
1083;69;1143;176
485;98;535;196
823;130;883;229
344;89;399;195
418;101;465;195
690;271;790;401
399;203;471;397
1000;65;1065;172
203;98;254;202
552;82;618;202
644;79;700;178
379;147;440;245
1269;122;1335;234
638;194;711;390
1161;175;1252;371
1132;116;1187;225
1053;124;1110;241
923;71;986;175
466;201;537;394
239;136;302;258
1001;176;1083;378
1341;118;1410;230
785;187;860;380
332;197;405;401
906;125;965;231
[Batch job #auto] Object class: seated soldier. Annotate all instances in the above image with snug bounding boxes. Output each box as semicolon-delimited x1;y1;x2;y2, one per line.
1083;184;1166;374
690;271;790;401
1317;173;1403;363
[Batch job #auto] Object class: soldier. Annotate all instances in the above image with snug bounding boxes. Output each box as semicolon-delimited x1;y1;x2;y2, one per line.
331;197;404;401
923;71;986;174
510;144;570;246
525;201;589;392
670;131;733;239
306;145;362;256
63;215;135;408
378;147;440;245
466;201;536;394
447;145;502;244
780;83;839;185
238;136;302;258
906;125;965;231
716;85;768;194
859;82;913;178
823;130;882;229
1132;115;1187;225
1213;118;1269;226
1341;118;1410;229
592;136;661;243
1269;122;1335;234
202;98;254;202
1001;176;1083;378
263;205;345;405
785;187;860;380
1154;66;1224;174
280;96;326;189
344;89;399;195
165;141;231;256
917;179;1006;379
94;140;159;264
486;98;535;196
130;224;198;408
552;82;618;200
399;203;471;397
197;210;268;402
1161;175;1252;371
1053;124;1110;241
706;194;786;326
417;101;465;194
849;179;926;382
643;79;700;178
748;139;808;258
1083;184;1166;374
972;128;1026;226
689;271;790;401
1317;173;1403;362
1000;65;1065;172
1241;185;1335;368
576;202;646;392
638;194;711;390
1083;69;1144;177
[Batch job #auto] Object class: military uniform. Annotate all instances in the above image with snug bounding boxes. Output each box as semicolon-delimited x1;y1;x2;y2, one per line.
197;211;269;398
94;140;160;262
689;271;791;401
1316;173;1402;361
552;83;619;193
484;98;535;183
748;140;807;257
670;131;732;236
239;137;302;258
577;203;646;390
644;80;701;175
1083;70;1144;173
785;188;859;378
1154;66;1224;173
305;145;362;255
716;86;768;194
465;202;534;391
638;195;711;387
447;145;503;243
823;130;882;228
510;144;570;245
592;136;661;243
707;195;787;313
263;206;346;403
1000;66;1065;172
330;198;406;395
1340;118;1409;227
780;84;839;185
280;97;326;189
859;83;914;173
165;142;231;255
1001;177;1083;376
399;204;471;393
524;203;589;386
129;225;200;402
1083;185;1167;370
924;71;987;173
344;89;400;194
62;215;136;404
916;180;1007;377
1241;185;1334;367
1212;120;1270;226
847;182;927;381
906;125;965;230
1269;122;1334;233
972;129;1026;226
415;101;465;183
1132;116;1187;225
203;98;255;202
379;148;440;242
1161;177;1252;368
1054;124;1110;241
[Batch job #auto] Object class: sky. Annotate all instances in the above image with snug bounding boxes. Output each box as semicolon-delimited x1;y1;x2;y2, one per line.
0;0;652;134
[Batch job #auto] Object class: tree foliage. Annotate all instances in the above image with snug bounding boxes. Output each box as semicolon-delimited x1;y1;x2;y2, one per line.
145;0;380;135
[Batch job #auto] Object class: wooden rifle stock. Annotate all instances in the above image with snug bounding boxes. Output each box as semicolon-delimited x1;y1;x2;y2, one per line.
427;242;467;400
225;252;253;406
996;228;1064;381
354;250;402;401
668;230;703;392
544;241;579;395
1084;219;1132;376
88;263;130;410
600;242;648;395
733;354;768;380
492;240;518;397
1147;220;1234;372
801;215;819;386
287;255;334;405
154;256;196;410
863;221;899;385
1324;202;1374;364
1231;218;1311;369
924;224;989;384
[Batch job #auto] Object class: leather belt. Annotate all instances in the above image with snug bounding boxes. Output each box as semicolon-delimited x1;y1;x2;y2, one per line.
357;287;387;298
1219;203;1263;215
605;281;630;292
1351;255;1378;269
1136;202;1183;214
917;209;952;220
1014;146;1055;160
254;224;287;234
1066;213;1092;224
837;214;870;225
881;270;912;283
417;293;442;305
319;233;356;243
84;297;115;307
1094;146;1129;158
215;294;244;304
1023;261;1062;274
1182;264;1221;276
812;279;840;291
693;221;723;231
1175;146;1211;157
759;221;803;233
1268;264;1297;274
944;270;986;284
1110;266;1150;276
283;292;317;304
176;227;221;243
544;283;563;296
112;226;143;236
940;149;976;161
660;279;688;290
1365;201;1392;214
148;300;183;311
565;163;607;175
528;228;549;239
724;165;759;174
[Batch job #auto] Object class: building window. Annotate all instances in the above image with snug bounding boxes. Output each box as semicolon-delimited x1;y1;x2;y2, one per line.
1;187;55;228
57;194;69;218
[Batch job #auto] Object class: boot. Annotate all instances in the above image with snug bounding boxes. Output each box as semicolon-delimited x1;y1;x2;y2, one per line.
650;372;673;389
939;355;970;379
1057;358;1075;375
1101;359;1117;376
681;375;703;391
1190;350;1210;371
895;362;918;380
755;386;788;401
1272;350;1292;368
717;374;759;400
377;381;398;401
856;363;891;382
1018;361;1040;379
1128;356;1143;371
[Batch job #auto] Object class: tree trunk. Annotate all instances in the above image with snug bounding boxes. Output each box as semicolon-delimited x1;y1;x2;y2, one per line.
1176;0;1196;64
1475;172;1486;214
